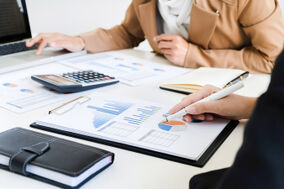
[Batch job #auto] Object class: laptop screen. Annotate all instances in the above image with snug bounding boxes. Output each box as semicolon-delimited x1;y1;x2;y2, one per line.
0;0;32;44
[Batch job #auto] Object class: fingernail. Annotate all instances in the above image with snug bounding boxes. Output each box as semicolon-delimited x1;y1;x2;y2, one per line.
163;112;171;117
50;42;56;47
198;115;205;120
186;106;196;114
208;116;214;121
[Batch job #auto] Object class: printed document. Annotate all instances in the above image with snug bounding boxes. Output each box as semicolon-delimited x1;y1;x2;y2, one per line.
58;52;190;86
35;92;230;161
0;63;79;113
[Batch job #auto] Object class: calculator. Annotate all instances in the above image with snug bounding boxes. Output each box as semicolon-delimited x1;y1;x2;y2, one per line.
31;70;119;93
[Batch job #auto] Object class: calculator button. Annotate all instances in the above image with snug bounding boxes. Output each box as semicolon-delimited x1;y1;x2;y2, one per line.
60;70;116;88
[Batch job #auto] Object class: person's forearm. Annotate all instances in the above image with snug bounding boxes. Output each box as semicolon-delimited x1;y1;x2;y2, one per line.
79;1;145;53
184;44;275;74
75;36;86;51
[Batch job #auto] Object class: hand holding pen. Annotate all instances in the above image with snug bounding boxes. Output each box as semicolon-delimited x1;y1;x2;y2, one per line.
166;81;257;122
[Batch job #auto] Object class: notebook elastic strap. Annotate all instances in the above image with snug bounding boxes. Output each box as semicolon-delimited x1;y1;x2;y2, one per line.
9;142;50;175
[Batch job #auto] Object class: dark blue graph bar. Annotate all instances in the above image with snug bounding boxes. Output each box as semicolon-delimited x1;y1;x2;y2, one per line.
88;100;133;128
123;105;160;125
88;100;132;116
116;64;138;71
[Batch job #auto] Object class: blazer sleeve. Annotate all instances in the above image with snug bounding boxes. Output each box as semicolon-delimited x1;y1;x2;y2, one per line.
215;50;284;188
79;1;145;53
189;51;284;189
184;0;284;73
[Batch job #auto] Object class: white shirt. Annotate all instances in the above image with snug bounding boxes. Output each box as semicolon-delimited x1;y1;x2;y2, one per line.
157;0;194;39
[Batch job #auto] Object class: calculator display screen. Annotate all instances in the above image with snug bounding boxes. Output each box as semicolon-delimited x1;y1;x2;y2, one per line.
39;75;78;86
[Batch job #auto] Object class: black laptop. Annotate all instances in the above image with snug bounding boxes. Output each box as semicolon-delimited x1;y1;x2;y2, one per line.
0;0;85;73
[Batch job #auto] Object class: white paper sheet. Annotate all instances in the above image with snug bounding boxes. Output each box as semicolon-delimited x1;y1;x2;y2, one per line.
0;63;80;113
58;52;190;86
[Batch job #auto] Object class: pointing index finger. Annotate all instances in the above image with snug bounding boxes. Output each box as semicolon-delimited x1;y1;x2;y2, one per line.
27;34;44;47
154;34;176;42
168;85;218;114
27;33;52;46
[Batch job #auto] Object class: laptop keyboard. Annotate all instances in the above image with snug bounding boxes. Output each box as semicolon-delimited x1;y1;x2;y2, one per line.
0;41;38;56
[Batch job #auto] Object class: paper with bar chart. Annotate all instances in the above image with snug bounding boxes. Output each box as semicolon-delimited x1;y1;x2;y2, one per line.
35;92;231;161
57;52;189;86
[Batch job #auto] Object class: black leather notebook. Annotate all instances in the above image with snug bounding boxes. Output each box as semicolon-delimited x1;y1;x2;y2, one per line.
0;128;114;189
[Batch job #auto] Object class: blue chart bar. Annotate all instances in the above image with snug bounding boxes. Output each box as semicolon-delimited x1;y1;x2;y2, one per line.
88;101;133;128
123;105;160;125
90;62;127;73
116;64;138;71
88;101;132;115
90;112;114;128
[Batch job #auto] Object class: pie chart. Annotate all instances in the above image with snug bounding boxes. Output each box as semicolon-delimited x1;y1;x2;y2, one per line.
132;62;144;66
3;83;17;87
20;89;34;94
158;120;186;132
153;68;166;72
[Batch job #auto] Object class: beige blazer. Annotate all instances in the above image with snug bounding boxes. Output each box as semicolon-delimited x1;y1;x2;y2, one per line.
80;0;284;73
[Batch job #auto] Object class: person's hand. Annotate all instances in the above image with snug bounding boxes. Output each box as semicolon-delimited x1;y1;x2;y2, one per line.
169;85;257;123
154;34;189;66
26;33;85;55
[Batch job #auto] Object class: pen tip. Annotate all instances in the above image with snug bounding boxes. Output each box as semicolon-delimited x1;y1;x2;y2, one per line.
160;117;168;123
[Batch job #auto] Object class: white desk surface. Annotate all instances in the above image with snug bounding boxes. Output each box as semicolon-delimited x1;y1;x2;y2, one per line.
0;49;270;189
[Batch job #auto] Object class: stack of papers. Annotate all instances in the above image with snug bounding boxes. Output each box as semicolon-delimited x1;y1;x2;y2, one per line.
57;52;190;86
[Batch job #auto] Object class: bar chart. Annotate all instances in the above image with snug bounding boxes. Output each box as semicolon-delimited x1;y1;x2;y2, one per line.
88;100;133;128
123;105;160;125
93;103;162;137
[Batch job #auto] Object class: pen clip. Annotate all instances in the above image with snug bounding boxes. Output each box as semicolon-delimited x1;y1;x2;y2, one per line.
223;71;249;88
49;96;91;115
